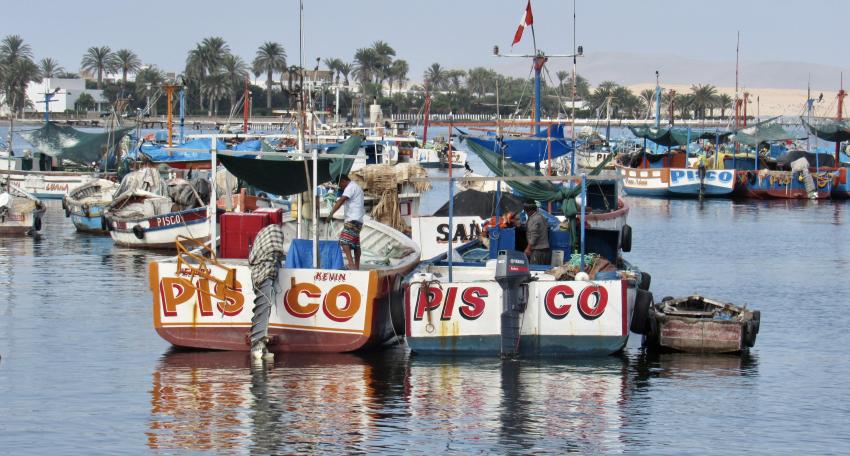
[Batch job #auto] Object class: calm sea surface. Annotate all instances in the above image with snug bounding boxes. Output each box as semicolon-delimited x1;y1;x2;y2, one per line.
2;132;850;453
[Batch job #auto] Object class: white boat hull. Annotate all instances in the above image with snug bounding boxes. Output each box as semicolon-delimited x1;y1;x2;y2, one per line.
107;207;211;249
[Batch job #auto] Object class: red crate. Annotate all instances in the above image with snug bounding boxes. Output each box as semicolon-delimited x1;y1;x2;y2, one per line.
254;207;285;225
220;212;271;259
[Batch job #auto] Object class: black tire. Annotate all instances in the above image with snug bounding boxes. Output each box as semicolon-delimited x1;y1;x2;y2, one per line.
101;216;109;232
33;215;42;231
630;289;653;335
751;310;760;334
661;296;674;303
638;271;651;291
132;224;145;240
621;224;632;252
744;320;758;348
388;274;406;337
64;205;71;218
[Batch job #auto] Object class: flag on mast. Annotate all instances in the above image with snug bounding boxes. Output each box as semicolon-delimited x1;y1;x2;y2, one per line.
512;0;534;47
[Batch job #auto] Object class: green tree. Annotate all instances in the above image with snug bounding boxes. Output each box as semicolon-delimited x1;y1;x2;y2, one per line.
323;57;343;83
338;62;353;86
253;41;287;110
690;83;717;119
202;72;229;116
135;66;164;116
80;46;116;89
0;35;40;116
114;49;141;86
75;92;95;112
39;58;64;78
388;59;408;95
353;47;380;95
717;93;733;119
222;54;249;109
424;63;446;91
186;37;230;115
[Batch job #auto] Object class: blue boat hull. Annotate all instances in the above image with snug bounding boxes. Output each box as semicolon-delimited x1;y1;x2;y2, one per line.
408;335;629;357
71;213;107;233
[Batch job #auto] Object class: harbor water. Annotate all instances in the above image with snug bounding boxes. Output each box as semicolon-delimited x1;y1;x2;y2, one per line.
2;188;849;453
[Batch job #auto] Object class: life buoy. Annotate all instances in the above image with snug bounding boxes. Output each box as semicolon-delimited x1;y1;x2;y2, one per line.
132;224;145;240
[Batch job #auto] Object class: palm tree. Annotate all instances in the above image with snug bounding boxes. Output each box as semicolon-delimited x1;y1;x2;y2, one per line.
353;47;380;91
371;40;396;85
187;37;230;115
717;93;733;119
424;63;446;91
639;88;656;119
0;34;32;64
253;41;287;109
80;46;116;89
388;59;408;95
446;70;466;93
135;66;165;116
114;49;141;85
338;62;353;86
222;54;249;109
38;58;64;78
323;57;342;83
690;83;717;119
202;73;229;117
1;35;39;116
556;70;569;87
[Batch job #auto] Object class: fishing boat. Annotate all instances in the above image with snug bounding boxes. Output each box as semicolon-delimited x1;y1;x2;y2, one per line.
62;178;118;234
464;124;575;168
801;91;850;199
0;183;45;236
618;126;735;198
645;295;760;354
105;167;211;249
404;143;649;357
150;216;420;353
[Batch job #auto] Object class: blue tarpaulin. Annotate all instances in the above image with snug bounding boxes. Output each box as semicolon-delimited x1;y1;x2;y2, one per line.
284;239;345;269
464;124;575;164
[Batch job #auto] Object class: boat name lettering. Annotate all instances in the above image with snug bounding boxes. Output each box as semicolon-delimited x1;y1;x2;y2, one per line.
413;286;488;321
436;222;482;243
543;284;609;320
313;272;347;282
156;214;185;227
283;277;362;322
46;183;69;191
670;169;733;184
159;277;245;318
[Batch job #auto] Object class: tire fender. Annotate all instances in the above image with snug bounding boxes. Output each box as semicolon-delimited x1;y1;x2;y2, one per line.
621;224;632;252
132;224;145;240
630;289;653;335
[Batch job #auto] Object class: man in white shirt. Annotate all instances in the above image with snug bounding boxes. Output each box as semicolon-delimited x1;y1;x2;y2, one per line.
327;174;365;270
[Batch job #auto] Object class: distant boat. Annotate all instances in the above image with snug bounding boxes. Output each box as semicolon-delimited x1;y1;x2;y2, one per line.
0;184;45;236
62;178;118;234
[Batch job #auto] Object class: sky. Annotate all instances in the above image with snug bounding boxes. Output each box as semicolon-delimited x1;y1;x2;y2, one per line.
6;0;850;90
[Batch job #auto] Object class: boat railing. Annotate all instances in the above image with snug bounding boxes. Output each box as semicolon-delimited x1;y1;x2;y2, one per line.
175;235;237;289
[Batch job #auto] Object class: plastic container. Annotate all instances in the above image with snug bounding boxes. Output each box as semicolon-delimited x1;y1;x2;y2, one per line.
254;207;284;225
220;212;271;259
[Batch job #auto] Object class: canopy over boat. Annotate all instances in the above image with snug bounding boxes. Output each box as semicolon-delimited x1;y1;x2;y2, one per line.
18;122;133;165
628;126;732;147
433;189;524;218
137;138;270;164
464;125;574;164
217;135;362;196
801;116;850;143
732;117;796;146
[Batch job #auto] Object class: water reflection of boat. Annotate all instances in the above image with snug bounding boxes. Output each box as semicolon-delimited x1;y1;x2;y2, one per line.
634;351;759;380
147;349;406;453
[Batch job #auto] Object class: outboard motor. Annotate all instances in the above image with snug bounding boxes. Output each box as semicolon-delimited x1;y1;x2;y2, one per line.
495;250;533;358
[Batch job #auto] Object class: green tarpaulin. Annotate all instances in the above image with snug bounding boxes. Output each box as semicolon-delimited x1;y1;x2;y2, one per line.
18;122;133;165
218;135;362;197
801;117;850;143
628;126;732;147
732;117;795;146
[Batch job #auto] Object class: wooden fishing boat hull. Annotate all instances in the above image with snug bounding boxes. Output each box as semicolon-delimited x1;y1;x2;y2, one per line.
107;207;210;249
70;208;108;234
150;260;414;353
618;165;734;197
733;170;834;199
0;211;39;236
831;167;850;199
413;147;467;169
0;189;45;236
4;170;94;199
646;295;760;354
406;276;637;357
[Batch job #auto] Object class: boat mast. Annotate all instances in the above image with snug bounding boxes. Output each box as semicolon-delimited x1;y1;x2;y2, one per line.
570;0;577;177
300;0;319;268
836;73;846;164
422;91;431;144
734;31;740;161
243;78;250;134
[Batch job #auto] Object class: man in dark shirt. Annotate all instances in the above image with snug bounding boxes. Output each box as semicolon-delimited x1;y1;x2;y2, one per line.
523;201;551;265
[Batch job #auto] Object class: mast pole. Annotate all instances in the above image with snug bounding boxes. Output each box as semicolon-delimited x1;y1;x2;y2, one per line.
447;112;454;282
179;84;186;144
243;78;250;134
836;73;846;164
422;92;431;144
166;85;174;147
570;0;577;177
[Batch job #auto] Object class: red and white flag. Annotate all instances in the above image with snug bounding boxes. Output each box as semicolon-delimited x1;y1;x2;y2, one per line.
511;0;534;46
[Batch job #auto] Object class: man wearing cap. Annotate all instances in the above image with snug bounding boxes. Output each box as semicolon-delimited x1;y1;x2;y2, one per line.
523;200;550;265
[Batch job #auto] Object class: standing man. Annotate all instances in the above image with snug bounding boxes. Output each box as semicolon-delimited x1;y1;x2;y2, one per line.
523;200;551;265
327;174;365;270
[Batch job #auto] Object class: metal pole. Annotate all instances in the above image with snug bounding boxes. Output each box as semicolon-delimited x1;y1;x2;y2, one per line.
209;135;218;251
570;0;577;178
167;87;174;147
534;59;542;136
546;126;552;212
179;87;186;144
580;173;586;273
447;113;454;282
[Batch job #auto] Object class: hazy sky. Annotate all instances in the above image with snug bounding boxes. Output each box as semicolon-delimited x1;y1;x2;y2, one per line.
6;0;850;87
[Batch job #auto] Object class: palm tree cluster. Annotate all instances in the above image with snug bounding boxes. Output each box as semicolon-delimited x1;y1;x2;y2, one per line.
0;35;40;116
339;41;408;98
80;46;141;88
185;37;249;116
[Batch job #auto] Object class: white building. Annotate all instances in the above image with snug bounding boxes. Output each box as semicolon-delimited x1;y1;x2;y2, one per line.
24;78;108;113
